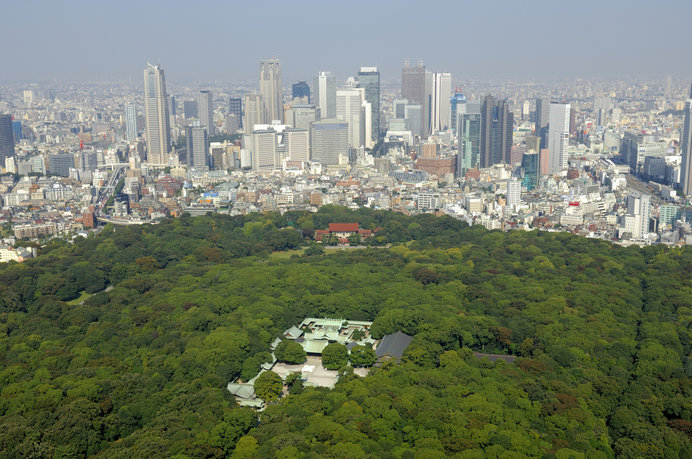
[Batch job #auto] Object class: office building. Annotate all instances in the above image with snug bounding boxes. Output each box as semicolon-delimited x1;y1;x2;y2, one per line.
450;90;466;136
660;205;681;227
480;95;513;168
547;102;570;174
535;98;549;149
125;104;137;141
405;105;422;137
12;120;21;143
198;90;214;136
0;114;15;169
143;63;171;165
521;151;539;191
621;192;651;239
167;95;176;121
457;111;481;177
310;118;348;165
186;126;208;169
243;94;265;133
432;72;451;132
506;179;521;208
402;61;432;137
289;105;320;130
259;58;283;122
184;100;198;119
314;71;336;118
357;67;380;140
49;153;75;177
292;81;310;104
284;128;309;162
229;98;242;129
681;86;692;195
336;87;366;148
251;129;278;171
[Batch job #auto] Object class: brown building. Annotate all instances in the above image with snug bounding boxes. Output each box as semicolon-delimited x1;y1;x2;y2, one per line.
415;156;456;176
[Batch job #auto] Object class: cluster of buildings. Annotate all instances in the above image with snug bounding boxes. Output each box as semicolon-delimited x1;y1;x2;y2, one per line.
227;317;412;409
1;61;692;260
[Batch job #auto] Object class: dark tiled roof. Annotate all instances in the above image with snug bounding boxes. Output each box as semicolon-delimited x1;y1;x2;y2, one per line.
376;331;413;360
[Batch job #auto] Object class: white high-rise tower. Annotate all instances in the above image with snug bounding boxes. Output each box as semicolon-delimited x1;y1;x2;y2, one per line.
432;72;452;132
314;71;336;119
547;102;570;174
143;63;171;165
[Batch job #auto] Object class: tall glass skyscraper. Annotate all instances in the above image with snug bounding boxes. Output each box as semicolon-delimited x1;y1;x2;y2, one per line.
0;114;15;169
450;90;466;136
125;104;137;141
143;63;171;165
292;81;310;103
457;111;481;177
681;85;692;195
229;97;243;130
521;151;539;191
357;67;380;140
198;90;214;136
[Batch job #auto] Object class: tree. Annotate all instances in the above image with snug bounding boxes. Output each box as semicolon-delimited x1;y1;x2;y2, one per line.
254;371;283;402
322;343;349;370
349;345;376;368
348;233;361;246
305;244;325;256
274;340;306;364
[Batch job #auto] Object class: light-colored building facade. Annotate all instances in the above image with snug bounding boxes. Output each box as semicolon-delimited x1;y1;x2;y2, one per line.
144;63;171;165
547;102;570;174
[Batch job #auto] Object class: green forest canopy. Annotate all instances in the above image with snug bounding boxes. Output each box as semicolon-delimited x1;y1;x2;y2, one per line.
0;207;690;457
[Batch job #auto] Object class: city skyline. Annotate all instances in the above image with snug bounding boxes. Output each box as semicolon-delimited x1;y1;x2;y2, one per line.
2;1;692;83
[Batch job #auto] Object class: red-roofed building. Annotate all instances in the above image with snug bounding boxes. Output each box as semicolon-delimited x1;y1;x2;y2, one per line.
315;223;377;244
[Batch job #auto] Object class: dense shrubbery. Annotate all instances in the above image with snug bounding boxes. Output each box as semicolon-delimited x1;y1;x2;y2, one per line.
0;207;690;457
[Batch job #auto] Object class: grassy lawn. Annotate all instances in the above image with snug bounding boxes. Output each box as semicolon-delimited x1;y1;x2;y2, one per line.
269;248;306;260
67;291;93;305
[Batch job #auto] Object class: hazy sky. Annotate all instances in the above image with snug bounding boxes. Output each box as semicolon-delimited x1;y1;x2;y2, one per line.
3;0;691;84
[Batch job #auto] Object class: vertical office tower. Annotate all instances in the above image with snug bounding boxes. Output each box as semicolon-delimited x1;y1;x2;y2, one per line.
185;126;208;169
198;90;214;136
292;81;310;104
183;100;198;118
314;71;336;118
251;129;278;171
681;89;692;195
143;63;171;165
521;151;539;191
243;94;265;133
547;102;570;174
432;72;452;132
167;95;176;121
336;88;366;148
310;118;348;165
284;128;310;161
457;111;481;177
450;89;466;136
291;105;320;130
229;97;242;127
0;114;15;169
480;95;514;168
535;97;550;149
125;104;138;141
259;58;283;122
506;179;521;207
402;61;432;137
357;67;380;140
625;193;651;238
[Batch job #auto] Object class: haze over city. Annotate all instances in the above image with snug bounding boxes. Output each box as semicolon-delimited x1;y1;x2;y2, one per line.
3;0;692;82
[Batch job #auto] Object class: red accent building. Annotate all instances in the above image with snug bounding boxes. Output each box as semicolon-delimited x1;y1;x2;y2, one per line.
315;223;375;244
